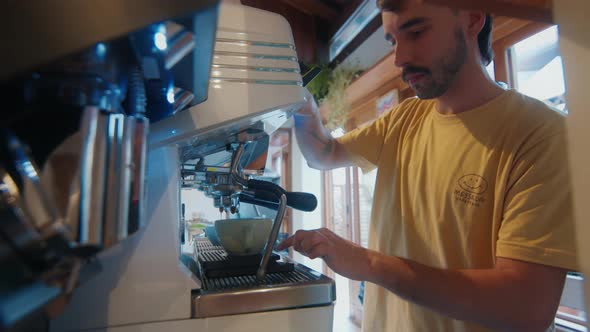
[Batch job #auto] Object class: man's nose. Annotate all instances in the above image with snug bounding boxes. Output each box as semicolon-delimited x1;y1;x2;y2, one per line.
393;42;411;68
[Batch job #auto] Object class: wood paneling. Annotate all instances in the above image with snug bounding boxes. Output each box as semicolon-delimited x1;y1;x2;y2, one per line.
279;0;338;21
494;21;551;49
491;17;550;86
423;0;553;23
493;17;531;42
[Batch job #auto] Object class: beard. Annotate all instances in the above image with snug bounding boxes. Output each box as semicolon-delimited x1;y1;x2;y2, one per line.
403;27;467;99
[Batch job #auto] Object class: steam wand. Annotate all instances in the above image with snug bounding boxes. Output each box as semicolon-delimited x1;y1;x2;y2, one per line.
229;144;287;280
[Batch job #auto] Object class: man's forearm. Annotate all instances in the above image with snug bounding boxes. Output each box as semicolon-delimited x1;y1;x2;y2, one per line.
294;114;348;170
364;251;565;332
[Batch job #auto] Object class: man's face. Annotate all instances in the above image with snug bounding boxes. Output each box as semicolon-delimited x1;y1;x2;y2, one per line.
382;4;468;99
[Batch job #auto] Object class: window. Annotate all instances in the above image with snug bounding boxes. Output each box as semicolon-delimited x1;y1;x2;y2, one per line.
356;168;376;248
509;26;567;112
323;166;360;328
557;273;587;331
486;60;495;81
322;165;377;328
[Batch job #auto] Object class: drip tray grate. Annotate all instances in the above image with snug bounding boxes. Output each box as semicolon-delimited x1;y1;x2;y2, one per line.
192;237;335;318
194;237;224;252
195;237;292;278
202;269;314;291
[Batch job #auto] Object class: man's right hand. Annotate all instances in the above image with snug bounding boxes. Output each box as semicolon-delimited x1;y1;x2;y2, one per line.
293;89;322;130
277;227;374;281
292;89;353;170
298;89;321;117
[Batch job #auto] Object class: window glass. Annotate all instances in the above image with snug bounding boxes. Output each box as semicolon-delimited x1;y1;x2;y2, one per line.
511;26;567;112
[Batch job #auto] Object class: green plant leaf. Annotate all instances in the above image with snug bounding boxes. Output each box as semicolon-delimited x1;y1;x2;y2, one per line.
324;65;362;130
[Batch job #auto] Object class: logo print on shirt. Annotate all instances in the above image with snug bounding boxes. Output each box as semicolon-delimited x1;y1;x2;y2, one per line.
455;174;488;207
458;174;488;194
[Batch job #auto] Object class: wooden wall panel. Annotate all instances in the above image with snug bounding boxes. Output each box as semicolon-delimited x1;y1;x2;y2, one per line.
279;0;338;21
493;17;531;41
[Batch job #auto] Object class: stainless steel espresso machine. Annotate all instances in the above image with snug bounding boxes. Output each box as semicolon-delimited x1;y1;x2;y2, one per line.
1;1;334;331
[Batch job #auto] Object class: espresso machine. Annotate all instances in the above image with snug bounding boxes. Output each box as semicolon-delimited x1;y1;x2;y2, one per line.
1;1;335;331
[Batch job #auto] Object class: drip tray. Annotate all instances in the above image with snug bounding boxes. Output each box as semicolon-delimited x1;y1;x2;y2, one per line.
198;250;294;278
192;237;335;318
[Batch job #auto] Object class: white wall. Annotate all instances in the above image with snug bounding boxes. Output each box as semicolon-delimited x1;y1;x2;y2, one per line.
555;0;590;321
290;124;325;273
180;189;222;223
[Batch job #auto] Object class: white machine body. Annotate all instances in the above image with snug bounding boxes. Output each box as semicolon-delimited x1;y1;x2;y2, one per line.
50;3;333;332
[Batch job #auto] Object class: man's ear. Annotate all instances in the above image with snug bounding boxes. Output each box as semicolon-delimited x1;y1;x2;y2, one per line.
465;11;487;39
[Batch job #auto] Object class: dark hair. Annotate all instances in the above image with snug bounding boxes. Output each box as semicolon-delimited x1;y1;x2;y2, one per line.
377;1;494;66
478;15;493;66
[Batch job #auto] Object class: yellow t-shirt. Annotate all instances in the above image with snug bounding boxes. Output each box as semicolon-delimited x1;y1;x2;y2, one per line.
337;89;578;332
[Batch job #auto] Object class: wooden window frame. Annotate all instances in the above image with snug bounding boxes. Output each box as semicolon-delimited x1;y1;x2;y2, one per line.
270;128;293;236
492;21;552;88
321;167;355;277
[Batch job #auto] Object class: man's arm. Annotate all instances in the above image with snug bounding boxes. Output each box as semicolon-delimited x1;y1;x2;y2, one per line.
277;228;567;332
370;254;566;332
294;90;353;170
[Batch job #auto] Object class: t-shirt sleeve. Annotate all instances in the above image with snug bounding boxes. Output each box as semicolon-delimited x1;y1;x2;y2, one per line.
496;131;578;271
336;104;402;173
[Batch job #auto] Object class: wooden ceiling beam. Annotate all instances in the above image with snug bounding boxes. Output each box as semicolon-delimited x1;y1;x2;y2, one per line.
279;0;339;21
422;0;553;23
492;17;531;42
329;0;364;36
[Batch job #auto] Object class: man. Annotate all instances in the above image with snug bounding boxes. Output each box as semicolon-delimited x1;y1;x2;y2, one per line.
276;1;578;331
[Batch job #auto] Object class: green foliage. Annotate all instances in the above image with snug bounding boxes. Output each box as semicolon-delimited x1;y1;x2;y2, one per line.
305;64;332;103
303;62;363;130
324;66;362;130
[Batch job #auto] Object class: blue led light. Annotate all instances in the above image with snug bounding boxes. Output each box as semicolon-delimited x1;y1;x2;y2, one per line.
96;43;107;58
167;88;175;104
22;161;39;179
154;32;167;51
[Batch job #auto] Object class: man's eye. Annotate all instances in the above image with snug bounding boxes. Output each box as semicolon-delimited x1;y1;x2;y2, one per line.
385;34;397;48
408;29;425;39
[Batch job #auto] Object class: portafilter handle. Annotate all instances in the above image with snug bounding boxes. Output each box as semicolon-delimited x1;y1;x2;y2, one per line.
247;179;317;211
242;180;318;212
